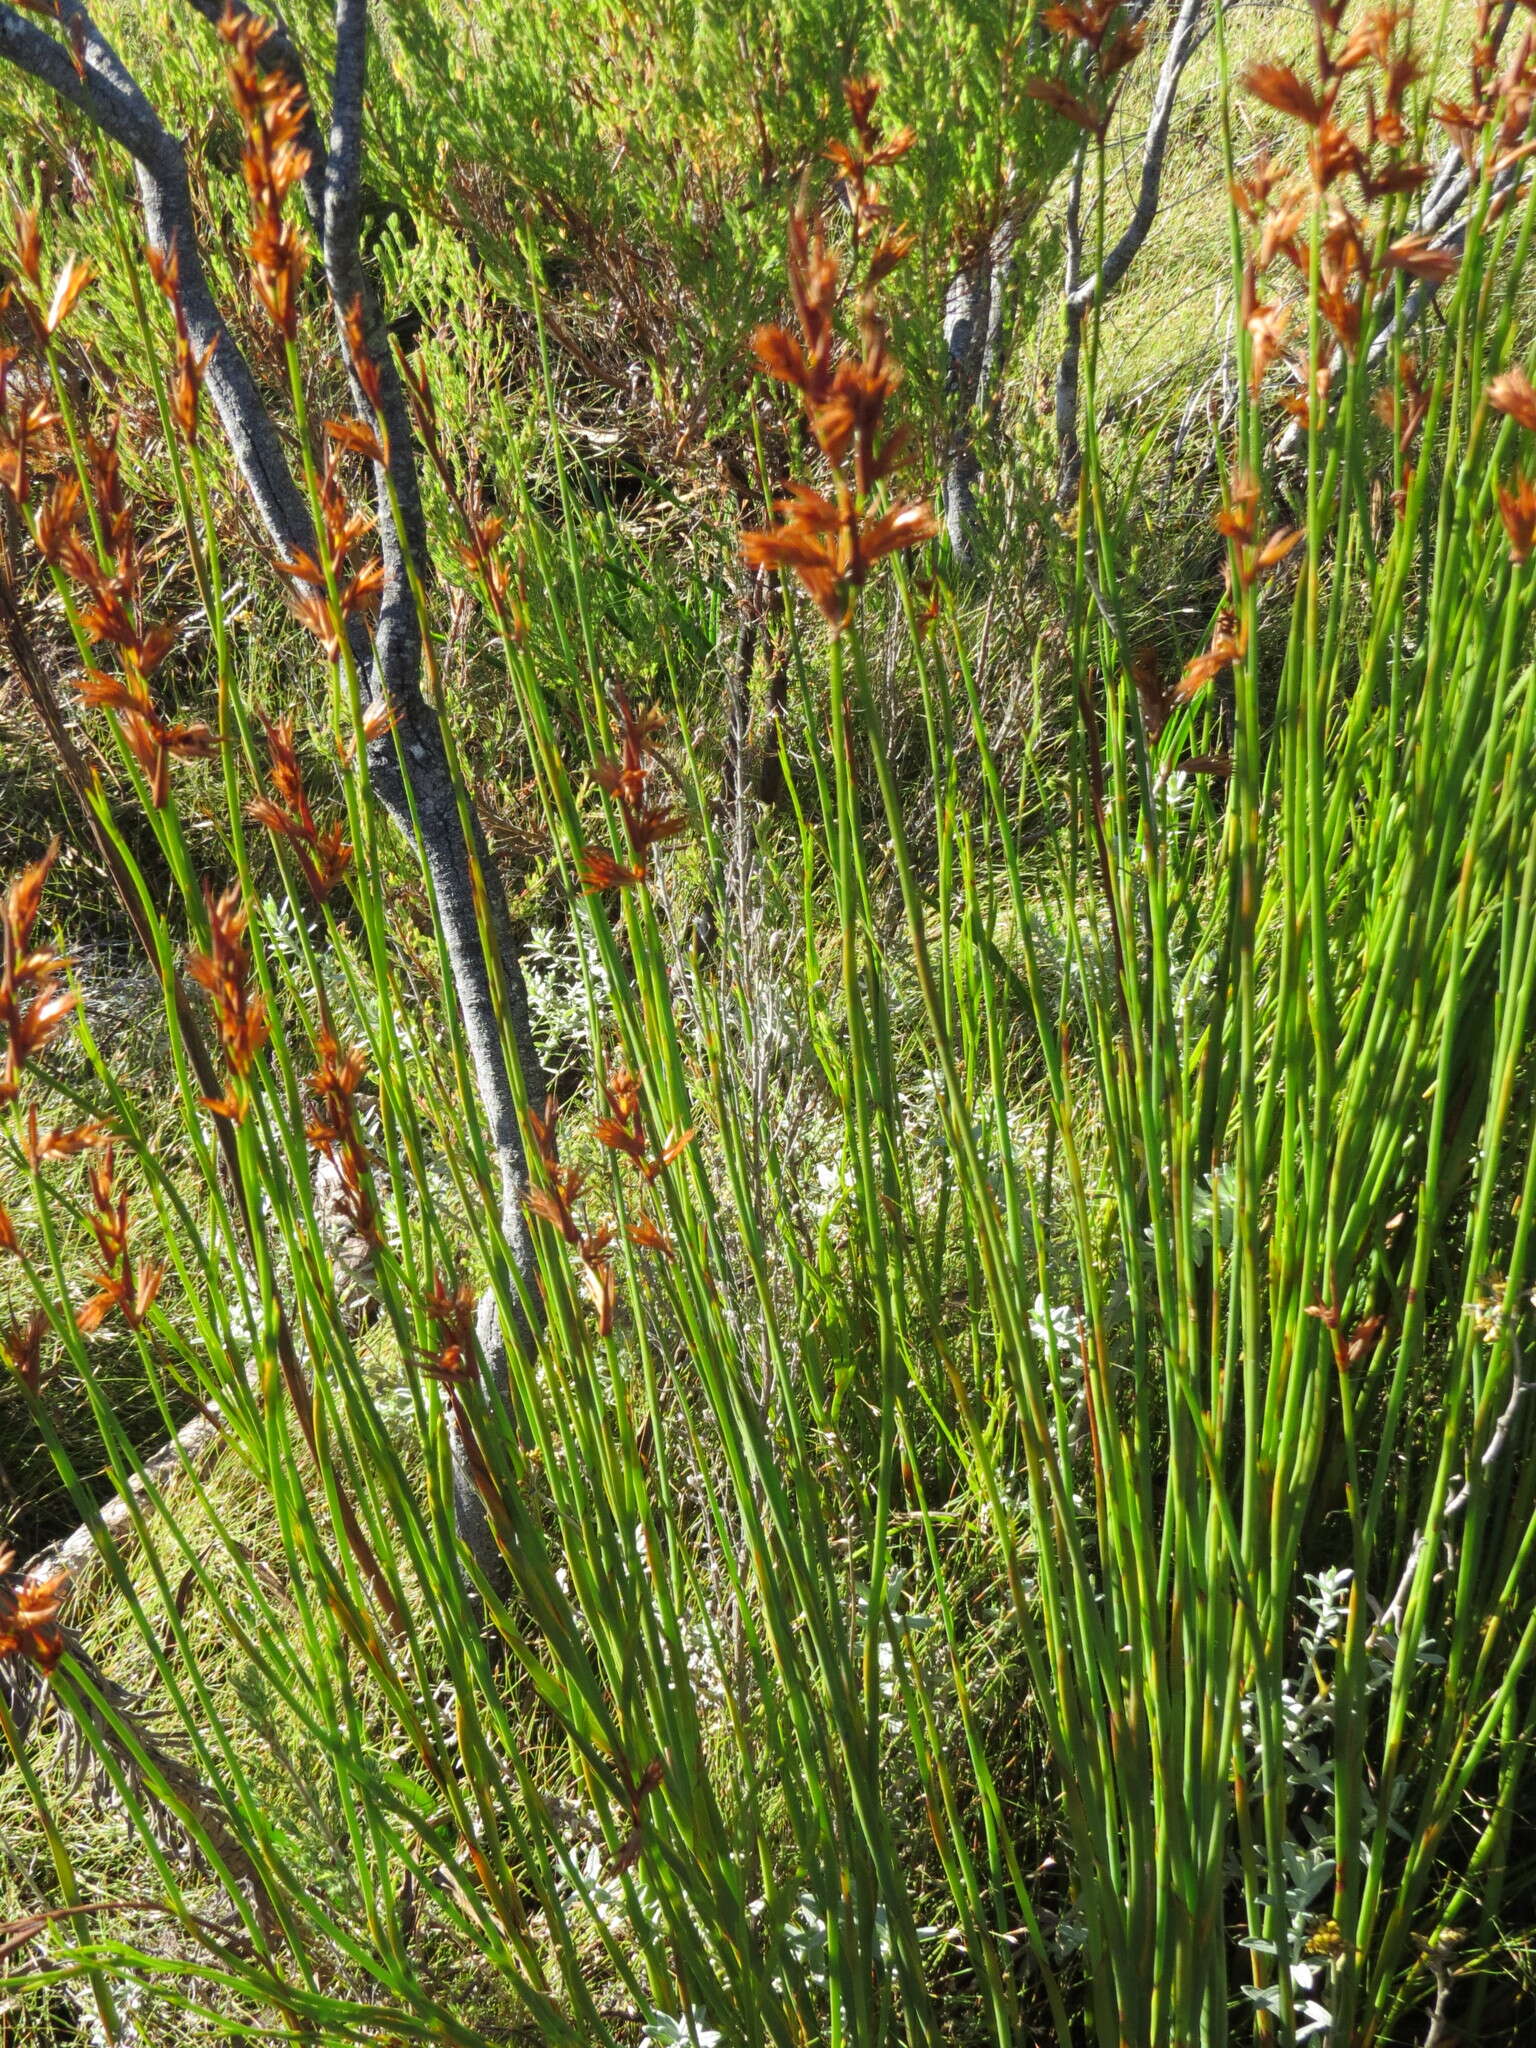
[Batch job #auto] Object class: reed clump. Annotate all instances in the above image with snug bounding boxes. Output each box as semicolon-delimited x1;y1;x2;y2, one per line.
2;3;1536;2045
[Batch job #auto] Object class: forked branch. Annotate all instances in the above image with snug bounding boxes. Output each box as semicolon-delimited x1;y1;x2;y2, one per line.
1055;0;1207;496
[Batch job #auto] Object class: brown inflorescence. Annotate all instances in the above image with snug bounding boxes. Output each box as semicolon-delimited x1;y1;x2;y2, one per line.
306;1034;379;1247
186;882;271;1118
146;244;218;444
219;2;313;343
1491;363;1536;564
522;1072;691;1337
580;693;688;893
594;1063;695;1190
1231;0;1536;433
2;1311;52;1398
415;1271;480;1385
1;840;76;1109
1024;1;1147;138
75;1145;165;1335
273;423;383;660
248;716;354;901
9;350;213;807
741;79;937;631
0;1549;69;1675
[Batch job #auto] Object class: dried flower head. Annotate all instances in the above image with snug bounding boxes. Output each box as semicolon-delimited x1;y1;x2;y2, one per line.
0;1550;69;1673
581;694;688;892
273;431;379;655
306;1034;378;1245
186;882;270;1115
828;75;916;253
75;1144;165;1334
1489;365;1536;434
0;374;62;507
4;209;95;351
1025;72;1110;135
1213;471;1303;589
28;412;216;805
146;241;218;443
742;85;935;629
248;716;353;900
1498;471;1536;564
1180;607;1248;701
594;1063;695;1185
21;1108;112;1167
1;840;75;1107
220;3;313;341
71;663;217;810
415;1271;480;1385
2;1311;52;1397
342;295;384;413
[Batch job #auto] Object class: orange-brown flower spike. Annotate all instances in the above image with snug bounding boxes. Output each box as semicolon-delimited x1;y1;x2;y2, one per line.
22;1109;112;1167
2;1312;51;1397
1179;608;1248;701
1498;472;1536;564
343;296;384;415
580;1247;617;1336
580;847;649;893
307;1035;378;1244
36;409;211;805
248;716;354;901
742;96;934;632
1243;62;1326;128
219;3;313;342
1490;366;1536;434
582;693;688;891
415;1272;480;1385
0;1550;69;1674
593;1062;695;1184
75;1146;165;1335
148;242;218;443
187;882;270;1115
12;208;41;287
626;1214;674;1259
1;840;75;1107
1023;75;1110;138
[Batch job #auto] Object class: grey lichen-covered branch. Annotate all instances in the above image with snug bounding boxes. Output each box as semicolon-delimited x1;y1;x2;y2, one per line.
942;210;1022;563
1055;0;1207;497
319;0;545;1573
0;0;545;1580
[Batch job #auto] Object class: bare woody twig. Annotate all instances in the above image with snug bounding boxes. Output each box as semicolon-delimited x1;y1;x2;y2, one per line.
1056;0;1207;498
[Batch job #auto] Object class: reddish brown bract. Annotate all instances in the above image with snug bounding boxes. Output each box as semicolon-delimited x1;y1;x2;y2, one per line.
76;1146;165;1335
308;1035;378;1246
741;82;936;631
581;693;687;892
1489;366;1536;434
147;244;218;443
220;3;313;343
187;883;270;1116
248;717;354;901
415;1272;480;1385
0;1550;69;1674
1;840;75;1108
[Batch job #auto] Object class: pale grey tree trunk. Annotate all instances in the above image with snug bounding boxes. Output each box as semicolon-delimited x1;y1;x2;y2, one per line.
943;247;990;561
